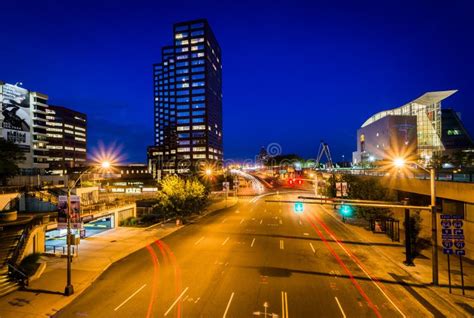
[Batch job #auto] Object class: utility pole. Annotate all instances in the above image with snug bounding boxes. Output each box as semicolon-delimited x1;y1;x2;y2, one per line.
430;167;438;286
64;187;74;296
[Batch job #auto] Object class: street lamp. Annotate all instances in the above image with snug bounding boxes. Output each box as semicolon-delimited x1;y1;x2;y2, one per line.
393;157;438;285
64;160;113;296
205;168;212;176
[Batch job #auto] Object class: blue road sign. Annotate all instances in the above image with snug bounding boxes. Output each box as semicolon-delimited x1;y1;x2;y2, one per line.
454;229;464;235
455;250;466;256
442;240;453;248
455;241;465;249
453;220;463;229
441;220;451;229
442;229;452;235
443;248;454;255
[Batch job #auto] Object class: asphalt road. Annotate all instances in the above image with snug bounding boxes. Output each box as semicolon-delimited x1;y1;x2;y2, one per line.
57;192;429;317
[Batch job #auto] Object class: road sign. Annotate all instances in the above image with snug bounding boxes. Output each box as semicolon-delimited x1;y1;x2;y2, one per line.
442;240;453;248
441;220;451;229
441;214;465;256
443;248;454;255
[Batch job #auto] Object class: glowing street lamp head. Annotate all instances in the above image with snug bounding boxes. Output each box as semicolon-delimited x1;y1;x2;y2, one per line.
101;161;111;169
205;168;212;176
393;157;406;168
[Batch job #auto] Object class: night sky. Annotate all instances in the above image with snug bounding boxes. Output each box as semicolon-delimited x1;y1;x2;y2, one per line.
1;0;473;163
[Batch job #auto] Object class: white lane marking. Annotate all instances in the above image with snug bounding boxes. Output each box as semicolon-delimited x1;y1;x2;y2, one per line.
222;237;230;246
221;218;227;223
194;236;204;245
164;287;189;316
319;205;406;318
281;291;285;318
114;284;147;311
222;292;235;318
251;238;256;247
240;218;245;224
309;243;316;254
279;219;283;225
334;297;346;318
260;219;263;225
303;233;309;236
284;291;289;318
280;240;284;250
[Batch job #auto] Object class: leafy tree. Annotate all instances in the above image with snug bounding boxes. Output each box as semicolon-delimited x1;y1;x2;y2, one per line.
0;139;25;185
323;174;394;221
154;175;209;218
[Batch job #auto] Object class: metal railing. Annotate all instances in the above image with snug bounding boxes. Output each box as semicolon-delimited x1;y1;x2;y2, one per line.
338;169;474;183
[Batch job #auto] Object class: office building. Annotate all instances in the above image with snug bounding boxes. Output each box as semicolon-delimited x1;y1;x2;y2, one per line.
1;81;50;174
353;90;466;164
149;19;223;178
46;105;87;175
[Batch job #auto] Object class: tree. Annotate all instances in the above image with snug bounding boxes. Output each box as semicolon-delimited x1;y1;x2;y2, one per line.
0;139;25;185
155;175;208;218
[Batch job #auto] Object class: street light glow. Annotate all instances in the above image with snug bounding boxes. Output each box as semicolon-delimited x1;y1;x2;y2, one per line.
393;157;405;168
101;161;111;169
205;168;212;176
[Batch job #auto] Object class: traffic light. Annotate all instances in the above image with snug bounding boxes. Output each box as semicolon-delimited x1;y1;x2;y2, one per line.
294;202;304;214
340;204;352;217
288;178;295;186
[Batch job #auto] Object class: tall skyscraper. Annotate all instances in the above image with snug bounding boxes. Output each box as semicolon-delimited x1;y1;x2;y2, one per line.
149;19;223;178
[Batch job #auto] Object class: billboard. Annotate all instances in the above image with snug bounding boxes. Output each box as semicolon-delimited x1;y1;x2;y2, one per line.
1;83;31;151
58;195;82;229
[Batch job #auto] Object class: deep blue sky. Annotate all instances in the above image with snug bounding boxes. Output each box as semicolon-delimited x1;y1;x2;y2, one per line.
1;0;473;163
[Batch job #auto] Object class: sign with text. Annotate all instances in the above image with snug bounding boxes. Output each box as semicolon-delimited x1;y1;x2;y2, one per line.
57;195;82;229
441;214;465;256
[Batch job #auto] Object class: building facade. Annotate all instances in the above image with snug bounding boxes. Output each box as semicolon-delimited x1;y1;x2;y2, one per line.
353;91;458;165
149;19;223;178
1;80;87;176
0;81;49;174
46;105;87;175
354;115;418;163
441;108;474;156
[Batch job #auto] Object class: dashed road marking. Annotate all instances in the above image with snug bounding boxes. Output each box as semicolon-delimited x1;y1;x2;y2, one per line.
309;243;316;254
222;292;235;318
222;237;230;246
194;236;204;245
335;297;346;318
251;238;256;247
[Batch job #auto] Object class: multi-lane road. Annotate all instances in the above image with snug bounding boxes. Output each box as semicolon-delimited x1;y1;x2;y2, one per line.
57;192;431;317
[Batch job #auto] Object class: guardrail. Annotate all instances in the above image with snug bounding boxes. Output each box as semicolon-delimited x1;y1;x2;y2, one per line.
338;169;474;183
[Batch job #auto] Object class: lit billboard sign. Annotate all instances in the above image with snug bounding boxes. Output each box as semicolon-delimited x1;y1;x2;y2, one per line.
1;83;31;151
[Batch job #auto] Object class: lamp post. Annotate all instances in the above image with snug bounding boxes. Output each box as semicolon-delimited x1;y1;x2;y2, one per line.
64;161;111;296
394;158;438;285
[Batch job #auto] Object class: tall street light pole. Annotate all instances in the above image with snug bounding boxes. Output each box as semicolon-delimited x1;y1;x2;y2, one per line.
64;161;111;296
394;158;438;285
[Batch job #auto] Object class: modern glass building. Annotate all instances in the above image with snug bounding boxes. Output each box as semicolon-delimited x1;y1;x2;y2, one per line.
353;90;457;164
149;19;223;178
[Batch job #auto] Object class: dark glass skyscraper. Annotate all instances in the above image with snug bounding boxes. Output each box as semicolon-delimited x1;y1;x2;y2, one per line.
149;19;223;177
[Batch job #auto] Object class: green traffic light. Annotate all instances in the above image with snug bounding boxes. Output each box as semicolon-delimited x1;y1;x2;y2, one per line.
294;202;304;214
340;204;352;216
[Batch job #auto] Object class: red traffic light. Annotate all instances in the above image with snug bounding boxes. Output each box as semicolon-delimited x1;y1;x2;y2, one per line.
297;178;303;185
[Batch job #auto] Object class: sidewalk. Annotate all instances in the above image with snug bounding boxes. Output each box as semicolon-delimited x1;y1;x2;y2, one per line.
0;197;238;318
321;205;474;317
